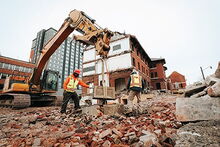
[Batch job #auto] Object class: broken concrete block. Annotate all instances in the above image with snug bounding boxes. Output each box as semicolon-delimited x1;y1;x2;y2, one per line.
103;104;124;115
102;140;111;147
205;74;219;86
176;120;220;147
215;61;220;78
208;81;220;97
112;128;123;137
190;90;207;98
81;105;100;116
99;129;112;139
184;83;206;97
176;96;220;122
33;138;41;146
139;131;158;146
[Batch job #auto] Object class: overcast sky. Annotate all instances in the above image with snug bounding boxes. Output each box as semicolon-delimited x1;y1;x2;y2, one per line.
0;0;219;84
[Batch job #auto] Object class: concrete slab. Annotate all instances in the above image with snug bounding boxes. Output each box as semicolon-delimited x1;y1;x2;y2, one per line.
81;105;100;116
103;104;124;115
176;96;220;122
176;120;220;147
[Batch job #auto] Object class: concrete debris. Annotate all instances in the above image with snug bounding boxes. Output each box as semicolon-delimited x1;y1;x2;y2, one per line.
190;90;207;98
215;61;220;78
205;74;220;97
81;105;101;116
176;95;220;122
176;120;220;147
139;131;158;146
99;129;112;139
0;96;178;146
177;62;220;123
184;61;220;98
207;80;220;97
33;138;41;146
205;74;219;86
103;104;124;115
184;82;206;97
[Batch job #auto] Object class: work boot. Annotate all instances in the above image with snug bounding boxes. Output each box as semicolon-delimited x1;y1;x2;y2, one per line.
72;108;82;114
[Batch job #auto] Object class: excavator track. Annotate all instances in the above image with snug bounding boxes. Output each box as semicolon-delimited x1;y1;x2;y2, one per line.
0;93;31;108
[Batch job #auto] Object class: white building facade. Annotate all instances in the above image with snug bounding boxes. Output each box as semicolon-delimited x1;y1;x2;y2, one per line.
82;34;152;94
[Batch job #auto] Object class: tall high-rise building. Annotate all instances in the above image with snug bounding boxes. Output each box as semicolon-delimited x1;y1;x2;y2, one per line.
30;28;84;89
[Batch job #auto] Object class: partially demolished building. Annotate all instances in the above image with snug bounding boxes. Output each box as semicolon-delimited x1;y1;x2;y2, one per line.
82;34;167;94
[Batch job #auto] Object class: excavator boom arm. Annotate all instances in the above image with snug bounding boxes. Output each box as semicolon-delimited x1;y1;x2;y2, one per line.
29;10;113;90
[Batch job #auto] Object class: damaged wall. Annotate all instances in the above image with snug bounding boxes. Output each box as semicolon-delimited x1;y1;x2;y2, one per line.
82;34;168;93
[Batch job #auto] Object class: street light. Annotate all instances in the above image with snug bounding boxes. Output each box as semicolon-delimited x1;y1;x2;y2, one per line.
200;66;212;80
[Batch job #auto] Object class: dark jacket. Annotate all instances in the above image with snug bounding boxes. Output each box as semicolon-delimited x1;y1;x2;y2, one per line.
127;74;145;92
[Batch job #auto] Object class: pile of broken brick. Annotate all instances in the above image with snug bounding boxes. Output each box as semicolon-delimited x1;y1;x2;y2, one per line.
0;96;180;146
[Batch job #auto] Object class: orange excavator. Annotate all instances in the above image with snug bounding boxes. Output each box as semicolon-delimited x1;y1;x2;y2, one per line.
0;10;113;108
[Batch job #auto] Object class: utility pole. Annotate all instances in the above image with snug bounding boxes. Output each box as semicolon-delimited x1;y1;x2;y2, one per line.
200;66;212;80
200;66;205;80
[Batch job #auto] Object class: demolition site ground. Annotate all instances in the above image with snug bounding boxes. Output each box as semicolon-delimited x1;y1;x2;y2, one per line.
0;94;219;147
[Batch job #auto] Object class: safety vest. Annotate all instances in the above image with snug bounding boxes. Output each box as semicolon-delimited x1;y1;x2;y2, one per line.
130;74;142;88
66;76;79;92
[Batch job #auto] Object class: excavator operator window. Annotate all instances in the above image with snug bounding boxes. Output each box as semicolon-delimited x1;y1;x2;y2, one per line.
47;73;58;90
41;70;59;91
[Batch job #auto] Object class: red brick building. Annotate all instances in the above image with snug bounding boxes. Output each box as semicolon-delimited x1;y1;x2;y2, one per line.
150;58;167;91
168;71;186;91
0;55;35;91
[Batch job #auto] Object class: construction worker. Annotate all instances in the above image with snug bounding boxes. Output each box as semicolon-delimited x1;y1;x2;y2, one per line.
127;70;145;106
60;69;89;114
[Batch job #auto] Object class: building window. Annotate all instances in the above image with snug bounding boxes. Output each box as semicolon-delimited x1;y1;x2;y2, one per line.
150;64;156;68
1;74;7;79
138;62;140;70
19;66;23;72
0;63;3;68
151;73;154;78
3;63;9;69
137;51;139;57
132;58;136;66
151;72;158;78
142;66;145;73
155;72;158;77
113;44;121;51
83;66;95;72
156;83;161;89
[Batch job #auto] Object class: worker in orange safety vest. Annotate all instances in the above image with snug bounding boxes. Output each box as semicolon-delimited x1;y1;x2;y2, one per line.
127;70;145;106
60;69;89;114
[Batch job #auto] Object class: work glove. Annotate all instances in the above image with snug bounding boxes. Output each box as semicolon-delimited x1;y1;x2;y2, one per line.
89;84;94;89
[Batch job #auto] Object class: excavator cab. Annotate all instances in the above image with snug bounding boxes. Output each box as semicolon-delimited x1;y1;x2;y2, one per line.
41;70;59;92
